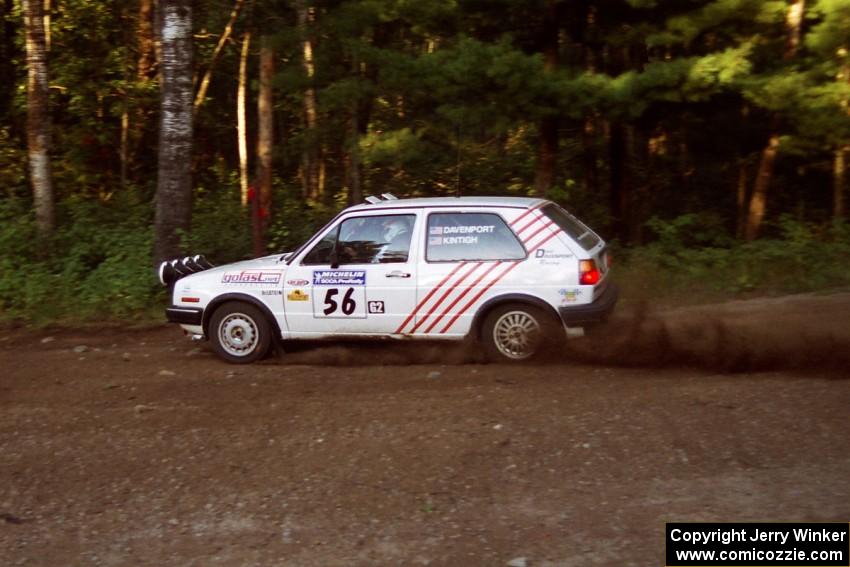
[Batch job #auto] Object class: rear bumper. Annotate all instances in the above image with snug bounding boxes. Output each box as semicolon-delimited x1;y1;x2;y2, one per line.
558;282;619;325
165;306;203;326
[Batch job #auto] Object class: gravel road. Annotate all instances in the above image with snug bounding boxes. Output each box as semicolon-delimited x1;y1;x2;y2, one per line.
2;293;849;566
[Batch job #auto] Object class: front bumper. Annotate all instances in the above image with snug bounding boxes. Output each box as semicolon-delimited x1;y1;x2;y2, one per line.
165;306;203;325
558;282;619;325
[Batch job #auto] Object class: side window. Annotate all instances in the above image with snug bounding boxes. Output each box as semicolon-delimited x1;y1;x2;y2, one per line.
426;212;525;262
542;204;601;250
303;214;415;265
302;227;339;265
338;214;415;264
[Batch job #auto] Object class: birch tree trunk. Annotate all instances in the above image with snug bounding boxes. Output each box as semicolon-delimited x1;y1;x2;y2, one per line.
237;32;251;207
744;0;805;241
23;0;54;236
153;0;193;265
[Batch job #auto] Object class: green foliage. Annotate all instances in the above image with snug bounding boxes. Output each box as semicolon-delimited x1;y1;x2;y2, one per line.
619;215;850;303
0;196;162;324
4;0;850;324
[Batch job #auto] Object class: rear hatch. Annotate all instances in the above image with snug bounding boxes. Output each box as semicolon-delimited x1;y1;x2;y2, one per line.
540;203;610;284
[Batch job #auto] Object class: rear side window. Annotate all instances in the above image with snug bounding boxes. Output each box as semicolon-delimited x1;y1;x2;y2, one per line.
542;204;601;250
426;212;525;262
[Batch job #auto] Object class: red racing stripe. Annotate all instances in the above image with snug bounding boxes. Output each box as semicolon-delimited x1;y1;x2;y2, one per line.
524;228;561;252
521;219;556;245
422;261;503;334
395;261;468;333
514;211;547;236
509;202;545;228
410;262;482;333
438;227;564;334
439;260;523;334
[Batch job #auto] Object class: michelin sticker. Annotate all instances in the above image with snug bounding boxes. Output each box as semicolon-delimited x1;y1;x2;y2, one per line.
313;270;366;286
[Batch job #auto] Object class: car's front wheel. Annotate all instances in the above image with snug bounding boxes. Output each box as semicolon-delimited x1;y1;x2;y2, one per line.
481;303;557;363
209;302;273;364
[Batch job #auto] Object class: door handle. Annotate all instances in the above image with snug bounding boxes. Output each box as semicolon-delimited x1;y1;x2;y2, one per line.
386;270;411;278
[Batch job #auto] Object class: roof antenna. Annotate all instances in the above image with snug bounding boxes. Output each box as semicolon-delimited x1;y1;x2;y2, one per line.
455;121;462;198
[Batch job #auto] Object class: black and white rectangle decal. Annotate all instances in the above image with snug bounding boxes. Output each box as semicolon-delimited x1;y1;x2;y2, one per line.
312;270;367;319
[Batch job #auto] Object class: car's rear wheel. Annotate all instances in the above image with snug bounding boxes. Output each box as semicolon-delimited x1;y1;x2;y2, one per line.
209;302;272;364
481;303;556;363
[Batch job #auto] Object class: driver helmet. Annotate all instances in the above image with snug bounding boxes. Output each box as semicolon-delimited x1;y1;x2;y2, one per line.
382;218;408;242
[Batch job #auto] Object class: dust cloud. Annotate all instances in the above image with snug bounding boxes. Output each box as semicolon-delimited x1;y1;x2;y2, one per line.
273;293;850;374
565;296;850;374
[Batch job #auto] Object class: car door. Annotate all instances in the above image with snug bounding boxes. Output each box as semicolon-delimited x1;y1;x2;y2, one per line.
283;211;420;338
400;210;527;338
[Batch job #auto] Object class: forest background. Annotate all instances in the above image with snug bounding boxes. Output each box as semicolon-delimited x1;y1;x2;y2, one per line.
2;0;850;324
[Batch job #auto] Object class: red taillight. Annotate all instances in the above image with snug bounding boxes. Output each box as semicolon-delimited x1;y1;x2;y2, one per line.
579;260;600;285
181;297;200;303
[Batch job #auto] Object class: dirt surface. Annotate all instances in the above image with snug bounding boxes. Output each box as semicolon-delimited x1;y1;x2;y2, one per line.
2;293;850;566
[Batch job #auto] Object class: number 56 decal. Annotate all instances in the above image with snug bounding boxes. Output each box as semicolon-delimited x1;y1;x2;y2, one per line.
313;287;366;318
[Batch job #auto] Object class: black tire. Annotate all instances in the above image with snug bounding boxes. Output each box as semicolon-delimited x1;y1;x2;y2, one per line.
209;301;273;364
480;303;558;363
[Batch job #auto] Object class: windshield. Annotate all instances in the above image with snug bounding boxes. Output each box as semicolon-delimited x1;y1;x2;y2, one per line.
284;213;343;265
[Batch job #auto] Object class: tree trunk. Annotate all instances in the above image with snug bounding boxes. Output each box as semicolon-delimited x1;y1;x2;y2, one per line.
532;0;561;197
736;160;749;239
137;0;156;81
579;3;598;195
254;39;273;257
744;0;805;241
237;32;251;208
533;118;558;197
153;0;193;265
296;0;319;200
835;59;849;220
121;0;156;186
836;146;847;219
608;121;631;243
194;0;246;110
23;0;54;236
120;109;129;185
745;132;780;241
42;0;50;51
346;111;362;205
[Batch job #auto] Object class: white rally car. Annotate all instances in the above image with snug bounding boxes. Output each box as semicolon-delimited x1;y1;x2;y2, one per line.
159;195;617;363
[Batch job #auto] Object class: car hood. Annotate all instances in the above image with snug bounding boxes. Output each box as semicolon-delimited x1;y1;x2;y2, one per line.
177;253;290;288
